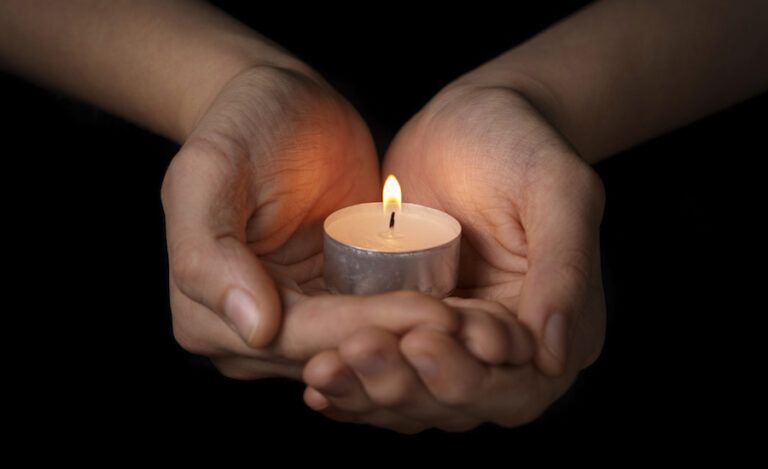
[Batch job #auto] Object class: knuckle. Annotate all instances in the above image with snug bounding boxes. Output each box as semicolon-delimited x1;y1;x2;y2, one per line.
425;303;460;333
410;297;460;333
339;328;390;364
474;314;511;364
405;335;479;408
400;329;441;357
302;350;344;388
169;240;208;296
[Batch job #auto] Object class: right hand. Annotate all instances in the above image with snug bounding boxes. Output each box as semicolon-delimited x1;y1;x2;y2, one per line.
161;65;384;379
161;66;533;386
300;85;607;432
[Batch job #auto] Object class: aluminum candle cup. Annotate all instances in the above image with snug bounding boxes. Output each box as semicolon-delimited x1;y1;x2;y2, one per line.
323;202;461;298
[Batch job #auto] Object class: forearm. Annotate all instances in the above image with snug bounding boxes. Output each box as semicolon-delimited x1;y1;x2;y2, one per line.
0;0;315;142
451;0;768;163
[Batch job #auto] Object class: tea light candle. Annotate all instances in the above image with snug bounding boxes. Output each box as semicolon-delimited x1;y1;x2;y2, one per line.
323;175;461;297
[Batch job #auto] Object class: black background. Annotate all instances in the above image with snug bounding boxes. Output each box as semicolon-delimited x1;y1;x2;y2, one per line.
5;1;762;452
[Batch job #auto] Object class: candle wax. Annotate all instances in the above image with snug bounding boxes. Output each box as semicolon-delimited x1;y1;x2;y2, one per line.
325;202;460;253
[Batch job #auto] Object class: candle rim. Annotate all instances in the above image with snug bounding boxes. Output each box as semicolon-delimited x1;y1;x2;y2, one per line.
324;202;462;254
324;226;462;256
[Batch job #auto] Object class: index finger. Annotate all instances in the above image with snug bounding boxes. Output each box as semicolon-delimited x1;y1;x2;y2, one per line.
271;290;461;362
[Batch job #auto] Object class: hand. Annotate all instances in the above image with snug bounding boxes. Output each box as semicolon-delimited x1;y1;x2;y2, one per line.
302;85;606;432
161;66;527;383
162;65;384;378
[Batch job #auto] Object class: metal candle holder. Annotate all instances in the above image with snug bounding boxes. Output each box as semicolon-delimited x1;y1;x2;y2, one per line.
323;203;461;298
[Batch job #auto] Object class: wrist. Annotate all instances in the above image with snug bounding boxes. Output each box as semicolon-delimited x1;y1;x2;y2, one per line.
437;68;607;165
174;49;321;143
422;79;602;196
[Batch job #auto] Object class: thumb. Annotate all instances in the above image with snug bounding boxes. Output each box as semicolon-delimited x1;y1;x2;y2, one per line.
518;167;604;377
162;148;281;348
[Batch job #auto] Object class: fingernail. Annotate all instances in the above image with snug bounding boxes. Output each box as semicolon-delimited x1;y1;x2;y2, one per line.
544;313;569;365
409;354;438;379
355;352;386;376
321;372;352;397
223;288;260;343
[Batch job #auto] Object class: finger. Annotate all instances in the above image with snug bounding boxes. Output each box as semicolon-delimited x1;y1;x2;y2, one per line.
170;285;461;368
518;163;605;376
272;290;460;361
169;275;306;361
162;144;281;348
443;297;534;366
477;358;583;427
303;386;332;411
304;385;431;434
401;329;574;428
303;350;374;414
169;276;244;357
212;355;303;381
336;327;471;427
305;344;480;432
399;329;491;412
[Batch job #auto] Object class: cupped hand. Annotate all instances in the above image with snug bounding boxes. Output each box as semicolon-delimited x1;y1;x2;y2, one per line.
302;85;606;432
161;65;383;379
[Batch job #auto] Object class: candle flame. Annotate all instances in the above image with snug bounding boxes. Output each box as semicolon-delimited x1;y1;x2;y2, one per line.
382;174;402;215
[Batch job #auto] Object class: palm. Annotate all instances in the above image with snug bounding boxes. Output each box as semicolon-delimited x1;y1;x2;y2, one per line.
384;86;606;372
162;67;382;378
297;88;605;432
184;68;380;292
383;94;534;312
388;158;527;310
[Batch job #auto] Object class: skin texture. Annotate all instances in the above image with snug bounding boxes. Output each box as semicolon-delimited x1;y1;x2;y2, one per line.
302;85;606;432
161;65;377;378
1;0;767;434
453;0;768;163
298;0;768;431
161;66;523;381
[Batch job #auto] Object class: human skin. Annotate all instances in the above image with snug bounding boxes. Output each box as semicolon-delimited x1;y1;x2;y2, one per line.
303;86;607;432
161;65;531;379
301;0;768;432
0;1;528;383
2;0;766;433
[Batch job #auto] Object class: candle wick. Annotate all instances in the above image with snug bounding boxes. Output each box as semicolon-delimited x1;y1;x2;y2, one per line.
389;211;395;230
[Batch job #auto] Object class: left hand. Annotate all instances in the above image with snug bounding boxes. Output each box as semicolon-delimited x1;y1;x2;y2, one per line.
301;85;607;433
